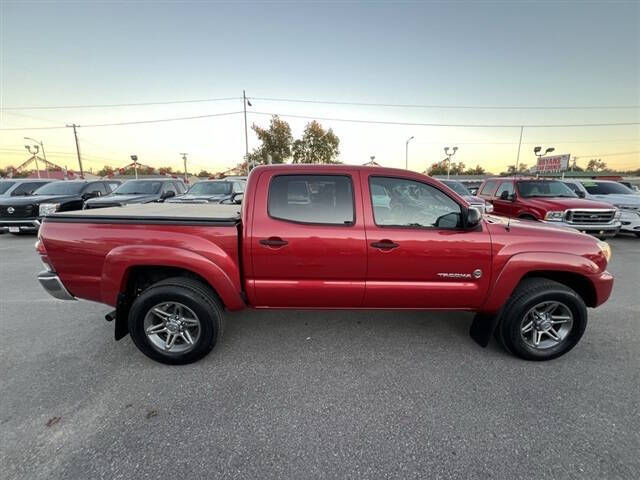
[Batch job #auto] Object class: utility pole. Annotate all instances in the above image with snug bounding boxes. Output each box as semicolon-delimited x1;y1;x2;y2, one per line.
180;153;188;183
66;124;84;178
243;90;250;174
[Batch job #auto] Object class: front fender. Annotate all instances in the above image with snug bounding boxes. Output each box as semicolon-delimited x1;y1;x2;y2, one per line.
101;245;245;311
480;251;600;314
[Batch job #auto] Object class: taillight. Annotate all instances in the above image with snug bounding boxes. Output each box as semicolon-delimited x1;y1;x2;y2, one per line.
35;239;46;255
35;239;54;272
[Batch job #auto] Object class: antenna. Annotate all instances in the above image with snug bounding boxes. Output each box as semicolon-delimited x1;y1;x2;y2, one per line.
507;126;524;232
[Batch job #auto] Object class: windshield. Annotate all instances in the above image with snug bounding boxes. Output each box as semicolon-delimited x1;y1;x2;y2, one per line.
0;181;16;194
442;180;471;196
581;181;634;195
517;180;577;198
33;182;86;195
187;182;232;195
114;181;162;195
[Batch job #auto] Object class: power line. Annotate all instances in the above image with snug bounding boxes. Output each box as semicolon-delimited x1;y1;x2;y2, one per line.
0;111;244;130
1;96;241;111
249;111;640;128
252;96;640;110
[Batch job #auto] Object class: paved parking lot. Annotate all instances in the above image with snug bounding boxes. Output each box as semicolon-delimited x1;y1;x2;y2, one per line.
0;234;639;479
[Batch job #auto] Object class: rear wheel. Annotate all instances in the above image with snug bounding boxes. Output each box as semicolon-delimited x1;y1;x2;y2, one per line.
495;278;587;361
128;277;223;364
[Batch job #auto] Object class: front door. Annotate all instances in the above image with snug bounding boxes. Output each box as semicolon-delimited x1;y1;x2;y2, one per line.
249;171;367;308
492;181;517;217
363;174;492;309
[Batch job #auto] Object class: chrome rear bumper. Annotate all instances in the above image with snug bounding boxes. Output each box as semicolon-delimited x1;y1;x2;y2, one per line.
37;271;76;300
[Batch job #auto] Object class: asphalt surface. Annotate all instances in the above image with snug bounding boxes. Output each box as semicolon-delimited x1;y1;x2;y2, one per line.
1;234;639;480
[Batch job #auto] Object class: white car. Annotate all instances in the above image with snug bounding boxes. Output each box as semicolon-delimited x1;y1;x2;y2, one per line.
562;179;640;237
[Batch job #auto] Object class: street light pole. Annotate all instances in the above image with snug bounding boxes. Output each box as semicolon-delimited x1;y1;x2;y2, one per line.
243;90;249;174
24;137;49;178
180;153;188;183
533;145;555;177
24;145;40;178
444;146;458;179
405;136;414;170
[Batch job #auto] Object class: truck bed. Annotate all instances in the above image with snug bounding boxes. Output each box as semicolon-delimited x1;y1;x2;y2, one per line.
47;203;241;225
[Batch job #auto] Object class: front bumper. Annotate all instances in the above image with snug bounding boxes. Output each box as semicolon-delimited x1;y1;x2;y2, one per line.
619;211;640;234
0;218;41;233
541;219;621;237
588;270;615;308
37;271;76;300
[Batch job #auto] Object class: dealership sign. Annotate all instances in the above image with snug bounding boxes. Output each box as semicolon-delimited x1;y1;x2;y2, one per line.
536;154;570;173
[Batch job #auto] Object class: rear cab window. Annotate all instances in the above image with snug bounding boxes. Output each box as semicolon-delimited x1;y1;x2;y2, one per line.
268;174;355;225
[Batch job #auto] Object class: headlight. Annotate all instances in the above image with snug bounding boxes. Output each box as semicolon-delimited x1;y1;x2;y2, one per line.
614;209;622;220
39;203;60;216
597;240;611;263
544;210;565;221
484;202;494;213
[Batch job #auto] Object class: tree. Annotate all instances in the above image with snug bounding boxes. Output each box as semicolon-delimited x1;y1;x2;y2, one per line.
427;160;465;175
464;164;486;175
292;121;340;164
197;170;212;178
97;165;115;177
505;163;529;175
586;158;608;172
247;115;293;166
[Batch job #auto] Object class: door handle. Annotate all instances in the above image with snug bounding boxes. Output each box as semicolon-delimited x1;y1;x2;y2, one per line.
260;237;289;247
370;240;398;250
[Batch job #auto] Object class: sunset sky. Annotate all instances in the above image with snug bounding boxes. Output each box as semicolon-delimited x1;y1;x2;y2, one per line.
1;1;638;175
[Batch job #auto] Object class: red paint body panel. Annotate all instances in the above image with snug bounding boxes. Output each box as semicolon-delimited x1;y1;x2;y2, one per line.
39;165;613;318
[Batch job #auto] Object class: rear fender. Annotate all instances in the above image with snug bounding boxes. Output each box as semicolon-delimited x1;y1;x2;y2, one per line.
480;252;599;314
101;245;245;311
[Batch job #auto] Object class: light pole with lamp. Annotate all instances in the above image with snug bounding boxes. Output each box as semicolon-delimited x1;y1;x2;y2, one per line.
24;145;41;178
444;146;458;179
24;137;49;178
533;146;555;177
405;136;414;170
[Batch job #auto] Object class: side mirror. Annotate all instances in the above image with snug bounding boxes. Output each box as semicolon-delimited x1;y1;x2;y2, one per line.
161;191;176;200
577;190;585;198
83;191;101;200
465;207;482;228
231;192;244;204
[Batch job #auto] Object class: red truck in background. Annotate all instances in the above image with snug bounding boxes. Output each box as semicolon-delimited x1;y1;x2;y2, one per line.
477;177;622;238
36;165;614;364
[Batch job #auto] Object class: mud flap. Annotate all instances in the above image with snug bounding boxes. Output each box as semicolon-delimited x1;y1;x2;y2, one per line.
114;292;130;341
469;312;500;347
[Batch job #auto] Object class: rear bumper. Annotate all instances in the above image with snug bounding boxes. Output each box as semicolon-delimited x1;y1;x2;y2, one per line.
0;218;41;232
37;271;76;300
541;219;621;237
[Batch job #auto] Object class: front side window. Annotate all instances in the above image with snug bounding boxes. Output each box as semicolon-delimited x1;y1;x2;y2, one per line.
480;180;498;196
369;177;462;229
495;182;515;198
0;181;16;195
268;175;354;225
563;182;583;195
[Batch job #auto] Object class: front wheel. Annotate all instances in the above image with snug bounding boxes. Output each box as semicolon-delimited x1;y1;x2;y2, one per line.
495;278;587;361
128;277;224;364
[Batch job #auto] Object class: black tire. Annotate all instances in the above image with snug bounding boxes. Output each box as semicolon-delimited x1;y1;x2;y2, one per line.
495;278;587;361
635;232;640;238
128;277;224;365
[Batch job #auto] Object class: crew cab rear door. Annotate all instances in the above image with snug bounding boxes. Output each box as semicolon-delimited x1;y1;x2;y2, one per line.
248;169;367;308
363;173;492;309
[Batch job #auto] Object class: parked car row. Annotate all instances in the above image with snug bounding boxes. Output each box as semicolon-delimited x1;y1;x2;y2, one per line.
0;178;246;234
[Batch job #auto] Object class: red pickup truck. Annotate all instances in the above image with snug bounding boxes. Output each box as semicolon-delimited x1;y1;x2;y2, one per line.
36;165;614;364
477;177;622;238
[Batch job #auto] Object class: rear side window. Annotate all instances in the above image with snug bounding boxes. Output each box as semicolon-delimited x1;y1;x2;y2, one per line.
268;175;355;225
479;180;498;196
